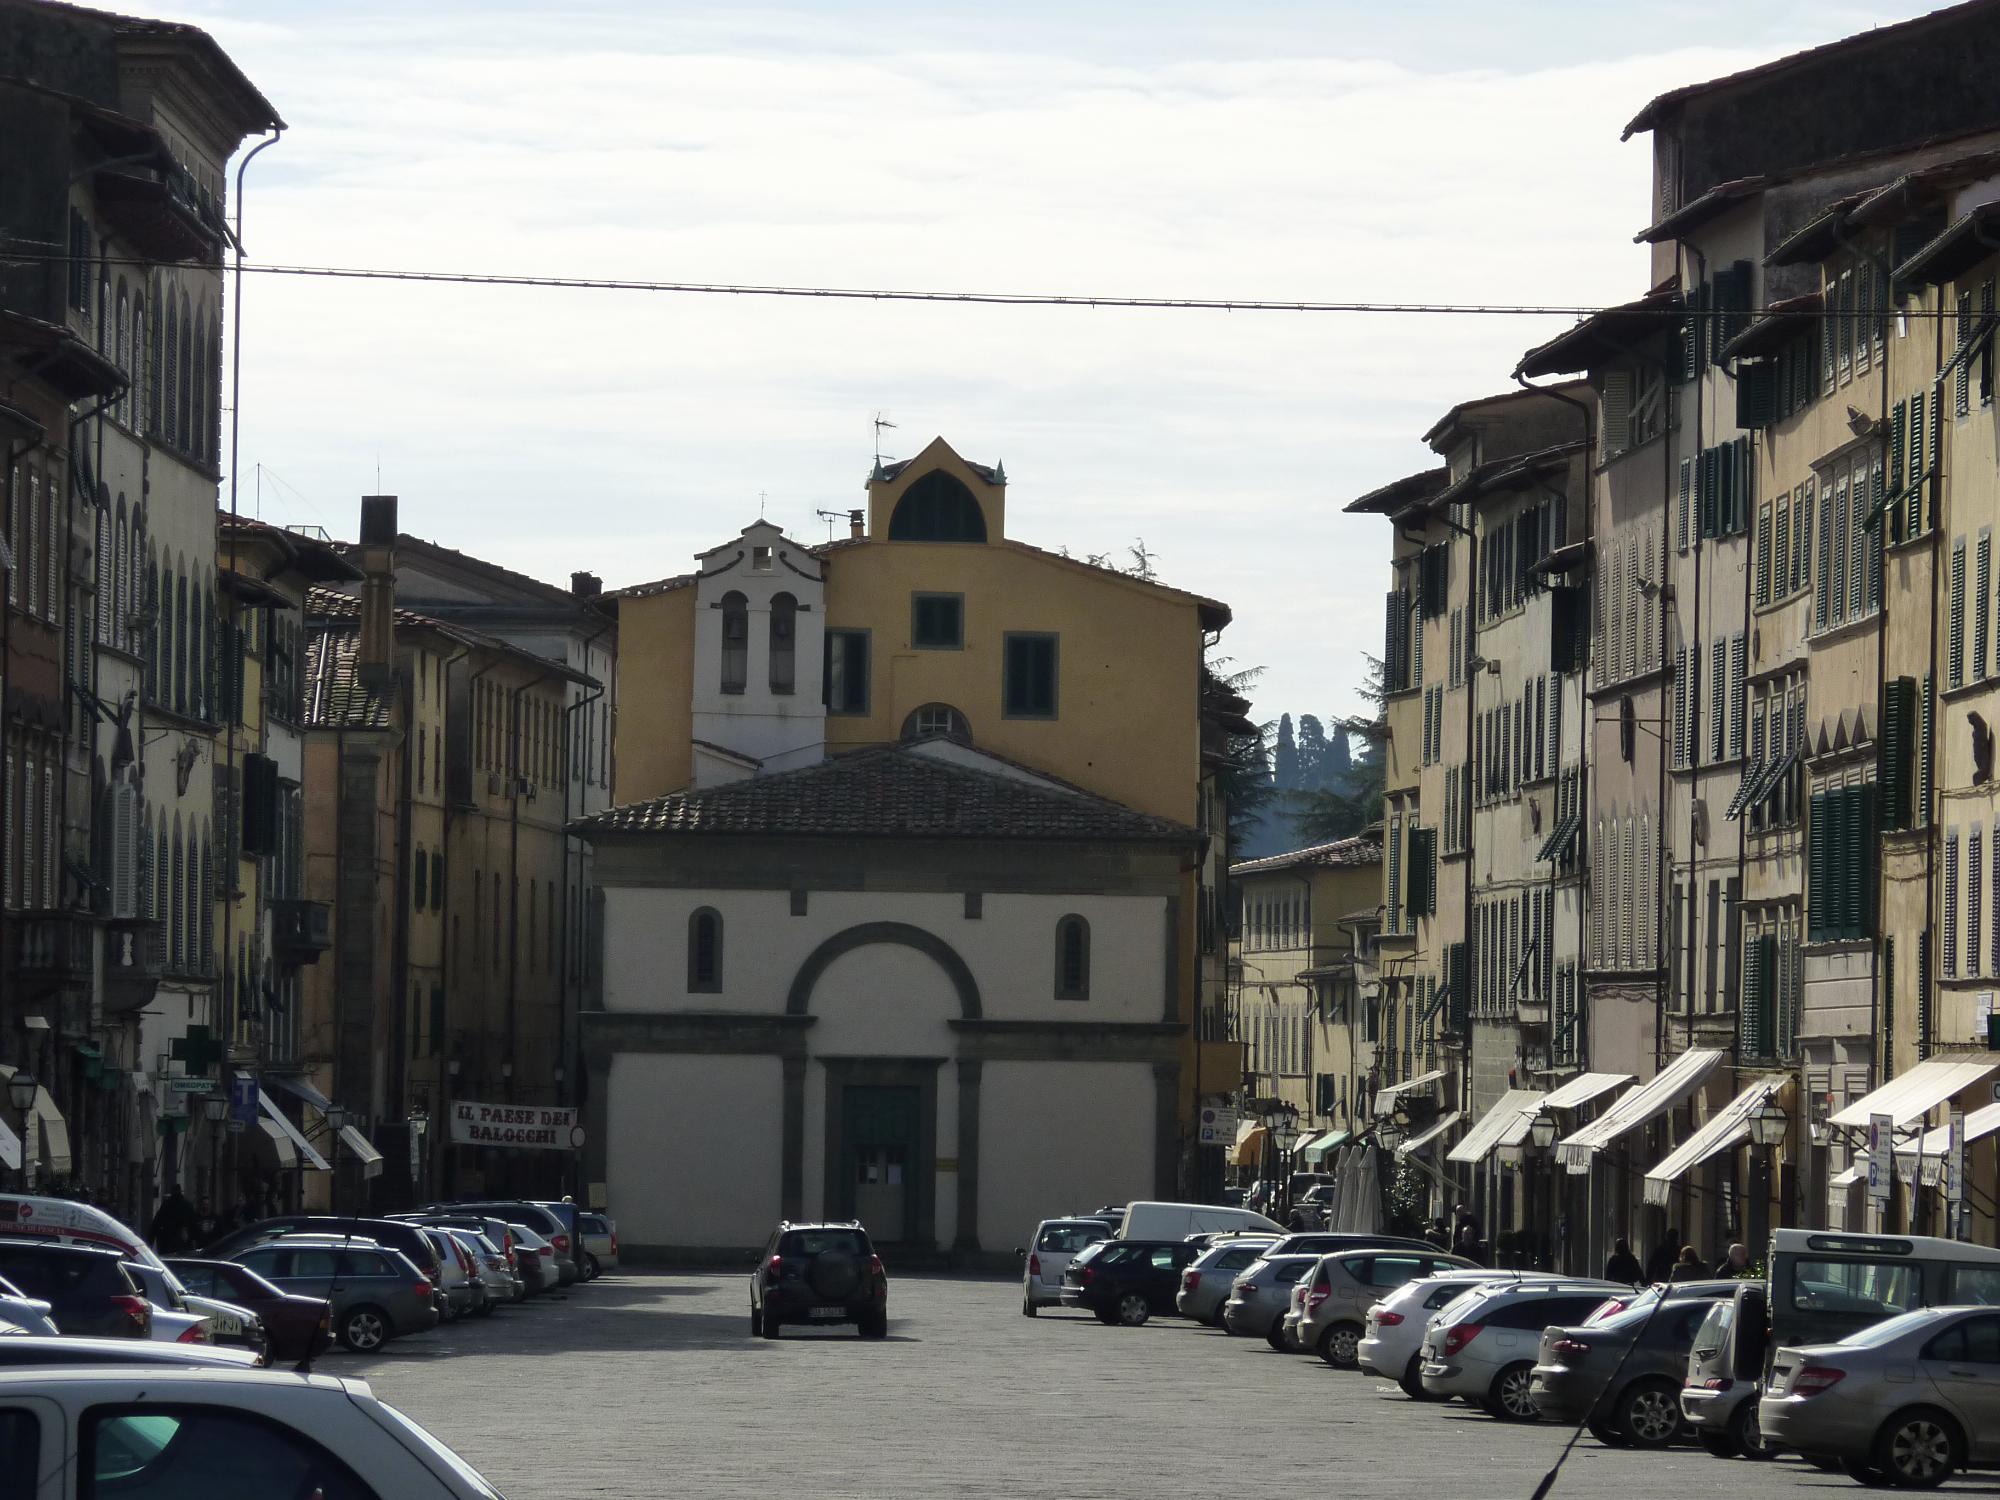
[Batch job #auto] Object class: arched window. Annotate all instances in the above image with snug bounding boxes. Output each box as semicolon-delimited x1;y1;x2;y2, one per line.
174;568;189;713
163;293;179;449
414;844;428;909
688;907;723;992
197;827;212;973
144;553;161;702
189;573;205;720
95;504;112;643
115;283;129;418
901;704;970;742
193;309;208;461
154;827;167;928
769;591;796;694
176;289;192;452
888;470;987;542
114;499;129;653
131;294;145;432
1054;914;1090;1000
719;590;748;694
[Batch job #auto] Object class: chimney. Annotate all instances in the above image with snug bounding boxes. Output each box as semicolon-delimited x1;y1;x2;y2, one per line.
848;509;864;540
356;495;398;688
570;570;602;598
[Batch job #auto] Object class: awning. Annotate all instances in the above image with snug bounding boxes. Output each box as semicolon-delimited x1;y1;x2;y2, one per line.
1375;1069;1446;1115
258;1089;330;1171
1557;1047;1726;1174
1542;1072;1633;1111
1536;810;1581;864
339;1123;385;1180
1894;1100;2000;1185
1829;1153;1871;1190
0;1116;19;1172
1448;1089;1546;1164
1642;1075;1789;1205
1396;1110;1462;1159
1300;1129;1352;1164
0;1065;69;1175
250;1117;298;1171
262;1073;334;1112
1723;758;1777;820
1830;1054;2000;1128
1231;1122;1269;1168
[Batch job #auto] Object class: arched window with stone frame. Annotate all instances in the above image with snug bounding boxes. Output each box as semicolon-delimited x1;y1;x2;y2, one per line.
719;591;748;694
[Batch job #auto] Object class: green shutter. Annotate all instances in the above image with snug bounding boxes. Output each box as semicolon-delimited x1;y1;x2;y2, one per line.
1447;941;1469;1034
1918;930;1933;1060
1920;673;1934;827
1890;400;1907;495
1879;676;1914;829
1808;789;1831;941
1736;361;1777;428
1855;784;1877;935
1741;937;1767;1055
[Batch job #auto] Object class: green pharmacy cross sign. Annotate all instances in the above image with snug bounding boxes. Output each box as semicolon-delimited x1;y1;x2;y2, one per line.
170;1026;225;1077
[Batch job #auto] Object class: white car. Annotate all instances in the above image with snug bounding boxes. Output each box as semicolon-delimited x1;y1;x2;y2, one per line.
0;1366;504;1497
442;1229;514;1311
1359;1270;1565;1397
1419;1281;1624;1417
1019;1218;1113;1315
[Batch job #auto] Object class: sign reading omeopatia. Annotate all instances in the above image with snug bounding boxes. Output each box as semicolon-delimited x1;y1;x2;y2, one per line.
449;1100;585;1151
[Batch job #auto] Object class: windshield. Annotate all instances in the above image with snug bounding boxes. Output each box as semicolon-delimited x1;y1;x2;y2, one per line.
1837;1309;1941;1348
1037;1223;1109;1254
371;1401;505;1499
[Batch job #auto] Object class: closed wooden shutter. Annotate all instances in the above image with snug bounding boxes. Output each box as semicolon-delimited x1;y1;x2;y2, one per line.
1952;541;1968;688
1878;676;1915;829
1945;831;1961;975
1909;390;1927;538
1677;457;1692;552
1730;632;1748;759
1808;789;1831;941
1920;673;1935;827
1741;935;1768;1056
1979;533;1992;680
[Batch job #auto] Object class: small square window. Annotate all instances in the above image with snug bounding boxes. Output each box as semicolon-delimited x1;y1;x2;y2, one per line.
912;593;963;649
1003;633;1058;718
752;545;773;571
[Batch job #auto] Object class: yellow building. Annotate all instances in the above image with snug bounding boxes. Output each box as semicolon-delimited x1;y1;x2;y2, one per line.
595;438;1236;1237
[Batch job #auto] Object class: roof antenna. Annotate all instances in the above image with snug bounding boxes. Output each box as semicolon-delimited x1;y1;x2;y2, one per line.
814;508;847;544
872;412;897;475
759;490;767;519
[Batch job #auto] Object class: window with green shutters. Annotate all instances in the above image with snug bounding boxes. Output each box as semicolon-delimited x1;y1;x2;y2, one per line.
1677;458;1692;553
1951;539;1968;688
1909;389;1928;538
1407;825;1437;919
1814;485;1835;630
1808;784;1880;942
1756;504;1774;604
1917;932;1933;1060
1958;291;1975;417
1970;827;1984;977
1919;673;1934;828
1980;532;1993;681
1945;831;1961;978
1741;932;1778;1057
1879;676;1916;829
1794;481;1813;596
1446;941;1468;1035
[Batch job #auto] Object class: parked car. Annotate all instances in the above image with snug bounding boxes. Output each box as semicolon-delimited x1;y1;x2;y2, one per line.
433;1201;579;1285
204;1216;446;1290
420;1229;486;1320
0;1242;152;1339
751;1221;887;1339
400;1214;527;1302
1176;1237;1279;1326
1761;1304;2000;1486
166;1257;333;1364
125;1259;267;1361
578;1212;618;1278
436;1229;516;1310
1062;1239;1197;1327
1263;1231;1440;1258
1290;1248;1475;1368
229;1237;439;1352
1419;1281;1626;1418
1682;1283;1774;1460
1115;1202;1283;1240
1020;1218;1114;1316
1360;1271;1566;1398
0;1274;57;1336
1;1366;508;1496
1530;1283;1744;1445
0;1334;264;1369
1221;1253;1323;1344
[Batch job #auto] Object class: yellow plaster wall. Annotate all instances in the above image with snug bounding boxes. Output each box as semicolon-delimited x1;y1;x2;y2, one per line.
608;586;695;803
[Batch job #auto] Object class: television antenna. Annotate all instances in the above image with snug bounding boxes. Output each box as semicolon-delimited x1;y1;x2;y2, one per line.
872;411;897;470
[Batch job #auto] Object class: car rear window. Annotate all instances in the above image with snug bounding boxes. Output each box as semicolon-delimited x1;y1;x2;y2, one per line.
782;1230;867;1257
1037;1223;1107;1253
1489;1295;1606;1329
1270;1260;1312;1284
0;1251;111;1297
1792;1258;1921;1316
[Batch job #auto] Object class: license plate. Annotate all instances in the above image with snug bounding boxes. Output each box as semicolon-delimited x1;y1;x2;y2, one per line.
809;1306;845;1319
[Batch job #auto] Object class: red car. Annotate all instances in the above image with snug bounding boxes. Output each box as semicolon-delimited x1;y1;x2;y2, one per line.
166;1258;331;1363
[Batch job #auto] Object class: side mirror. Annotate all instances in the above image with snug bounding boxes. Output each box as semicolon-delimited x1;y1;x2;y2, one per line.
1014;1248;1026;1261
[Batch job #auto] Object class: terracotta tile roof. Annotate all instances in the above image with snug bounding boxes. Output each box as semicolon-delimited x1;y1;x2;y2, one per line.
305;587;596;686
604;572;696;601
1231;837;1383;877
302;625;392;730
577;742;1201;844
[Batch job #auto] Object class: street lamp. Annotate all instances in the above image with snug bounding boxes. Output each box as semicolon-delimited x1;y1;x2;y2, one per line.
6;1073;34;1189
1377;1118;1405;1151
325;1104;347;1216
1747;1096;1789;1268
1529;1110;1558;1149
1528;1110;1559;1270
202;1093;228;1208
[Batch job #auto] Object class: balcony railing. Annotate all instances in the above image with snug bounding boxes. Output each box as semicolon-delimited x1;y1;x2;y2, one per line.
13;911;93;983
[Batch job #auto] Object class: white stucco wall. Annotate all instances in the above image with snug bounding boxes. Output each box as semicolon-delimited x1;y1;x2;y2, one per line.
977;1061;1155;1253
690;522;827;777
607;1052;784;1248
601;888;1167;1023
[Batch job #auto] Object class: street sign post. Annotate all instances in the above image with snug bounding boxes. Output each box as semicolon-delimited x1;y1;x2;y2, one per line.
1197;1104;1239;1148
228;1075;258;1136
1867;1113;1893;1205
1946;1106;1968;1240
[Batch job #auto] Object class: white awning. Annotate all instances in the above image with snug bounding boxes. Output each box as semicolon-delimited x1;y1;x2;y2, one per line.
1893;1101;2000;1185
1396;1110;1462;1159
1829;1153;1870;1190
338;1123;385;1180
254;1117;298;1170
258;1089;330;1171
1375;1069;1446;1115
0;1065;68;1175
1642;1075;1788;1205
1542;1071;1634;1111
1829;1055;2000;1128
1557;1048;1726;1174
0;1116;19;1172
1448;1089;1546;1164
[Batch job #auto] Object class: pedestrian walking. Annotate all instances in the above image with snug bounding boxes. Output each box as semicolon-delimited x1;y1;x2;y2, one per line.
149;1188;198;1254
1643;1226;1682;1283
1603;1237;1644;1285
1669;1244;1705;1282
1713;1242;1751;1277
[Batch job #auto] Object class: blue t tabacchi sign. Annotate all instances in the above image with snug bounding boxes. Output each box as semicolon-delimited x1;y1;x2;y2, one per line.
229;1075;259;1129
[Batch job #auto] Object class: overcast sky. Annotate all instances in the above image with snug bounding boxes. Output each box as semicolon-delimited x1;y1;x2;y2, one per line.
124;1;1939;727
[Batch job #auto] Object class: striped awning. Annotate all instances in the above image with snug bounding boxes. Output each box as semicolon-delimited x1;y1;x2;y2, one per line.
1375;1069;1446;1115
1542;1071;1633;1111
1396;1111;1462;1159
1642;1075;1789;1205
1447;1090;1545;1165
1557;1048;1726;1173
1830;1055;2000;1128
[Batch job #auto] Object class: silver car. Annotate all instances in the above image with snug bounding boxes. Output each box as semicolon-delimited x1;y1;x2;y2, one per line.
578;1213;619;1278
1221;1254;1321;1345
1682;1284;1773;1460
1020;1219;1113;1315
1176;1238;1277;1326
1420;1281;1624;1417
1289;1248;1473;1368
1762;1305;2000;1486
1360;1271;1565;1398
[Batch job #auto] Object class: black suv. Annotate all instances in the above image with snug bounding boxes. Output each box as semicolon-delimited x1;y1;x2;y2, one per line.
751;1222;887;1340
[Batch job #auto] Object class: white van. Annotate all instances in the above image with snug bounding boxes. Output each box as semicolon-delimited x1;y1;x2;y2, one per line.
1116;1201;1284;1240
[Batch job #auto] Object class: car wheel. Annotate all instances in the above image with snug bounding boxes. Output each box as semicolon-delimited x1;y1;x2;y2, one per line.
761;1310;781;1340
1266;1321;1290;1351
1843;1458;1894;1487
1116;1293;1150;1328
860;1312;888;1339
1587;1417;1630;1448
339;1306;389;1353
1616;1378;1684;1449
1400;1354;1442;1401
585;1254;601;1279
1874;1409;1960;1489
1319;1324;1362;1370
749;1306;762;1337
1729;1396;1772;1461
1484;1362;1540;1422
1022;1294;1037;1318
1698;1431;1737;1459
